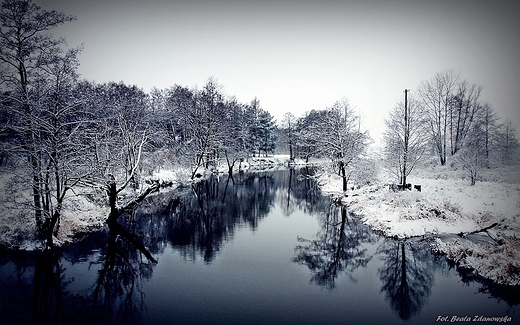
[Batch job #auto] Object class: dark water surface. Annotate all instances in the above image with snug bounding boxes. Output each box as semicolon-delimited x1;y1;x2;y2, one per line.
1;169;518;325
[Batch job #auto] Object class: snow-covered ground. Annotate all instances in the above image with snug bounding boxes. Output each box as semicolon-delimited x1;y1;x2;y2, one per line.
0;173;108;250
317;163;520;285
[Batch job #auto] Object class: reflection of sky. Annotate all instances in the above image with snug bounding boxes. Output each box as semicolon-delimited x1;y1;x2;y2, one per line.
36;0;520;144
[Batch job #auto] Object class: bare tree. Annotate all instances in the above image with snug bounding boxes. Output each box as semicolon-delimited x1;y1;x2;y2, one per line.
184;79;227;177
293;110;324;163
36;46;97;248
449;80;482;155
479;103;499;166
383;91;427;187
220;97;249;176
455;127;488;186
497;119;520;165
0;0;76;224
418;70;459;165
280;112;297;161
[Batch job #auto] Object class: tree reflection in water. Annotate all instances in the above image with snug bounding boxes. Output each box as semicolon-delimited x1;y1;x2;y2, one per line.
90;229;156;324
130;168;323;265
293;205;376;289
31;250;67;324
167;172;279;263
377;239;435;320
450;260;520;309
0;229;155;324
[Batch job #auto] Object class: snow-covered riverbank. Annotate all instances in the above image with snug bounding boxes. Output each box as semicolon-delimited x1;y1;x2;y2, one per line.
0;157;290;250
317;164;520;285
0;167;184;250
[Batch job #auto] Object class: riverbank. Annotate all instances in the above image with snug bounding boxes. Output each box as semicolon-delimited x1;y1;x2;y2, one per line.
317;164;520;286
0;167;185;250
0;156;290;250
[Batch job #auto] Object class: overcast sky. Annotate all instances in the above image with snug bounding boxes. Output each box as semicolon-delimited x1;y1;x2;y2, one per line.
36;0;520;145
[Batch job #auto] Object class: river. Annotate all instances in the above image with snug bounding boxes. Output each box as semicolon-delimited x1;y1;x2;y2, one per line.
0;168;518;324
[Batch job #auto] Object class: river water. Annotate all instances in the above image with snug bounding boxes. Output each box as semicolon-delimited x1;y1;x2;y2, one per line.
0;168;518;324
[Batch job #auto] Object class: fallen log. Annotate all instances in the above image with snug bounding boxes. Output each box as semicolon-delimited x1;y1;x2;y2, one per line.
458;222;498;236
458;222;502;244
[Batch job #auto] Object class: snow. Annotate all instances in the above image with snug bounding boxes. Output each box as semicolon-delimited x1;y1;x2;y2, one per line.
0;169;109;250
316;163;520;285
433;237;520;286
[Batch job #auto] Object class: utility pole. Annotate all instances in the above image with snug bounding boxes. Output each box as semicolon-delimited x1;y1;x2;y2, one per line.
402;89;410;188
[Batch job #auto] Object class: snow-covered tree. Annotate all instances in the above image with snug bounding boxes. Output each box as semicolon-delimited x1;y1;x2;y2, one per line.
247;98;277;157
280;112;297;160
81;82;151;189
293;109;325;163
455;125;488;186
0;0;76;227
419;70;486;167
220;97;250;175
497;119;520;165
163;79;226;178
448;80;482;156
316;98;371;193
0;0;99;247
477;103;500;167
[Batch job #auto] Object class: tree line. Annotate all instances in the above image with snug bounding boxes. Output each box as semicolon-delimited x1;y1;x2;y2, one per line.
0;0;277;248
382;70;519;187
276;69;519;190
278;99;373;192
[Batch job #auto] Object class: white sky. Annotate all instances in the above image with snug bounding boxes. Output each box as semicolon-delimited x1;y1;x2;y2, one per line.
36;0;520;145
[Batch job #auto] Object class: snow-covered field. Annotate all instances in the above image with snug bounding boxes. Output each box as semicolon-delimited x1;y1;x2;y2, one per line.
317;163;520;285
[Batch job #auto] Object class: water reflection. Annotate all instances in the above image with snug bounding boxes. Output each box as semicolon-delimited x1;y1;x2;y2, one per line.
144;168;326;264
277;167;324;217
166;173;277;263
293;205;377;289
90;230;155;324
0;229;155;324
452;261;520;308
377;239;435;320
32;250;66;324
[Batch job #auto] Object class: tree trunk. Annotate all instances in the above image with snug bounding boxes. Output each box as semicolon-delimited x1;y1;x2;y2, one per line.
340;161;347;193
45;206;61;249
105;180;159;263
402;89;409;187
